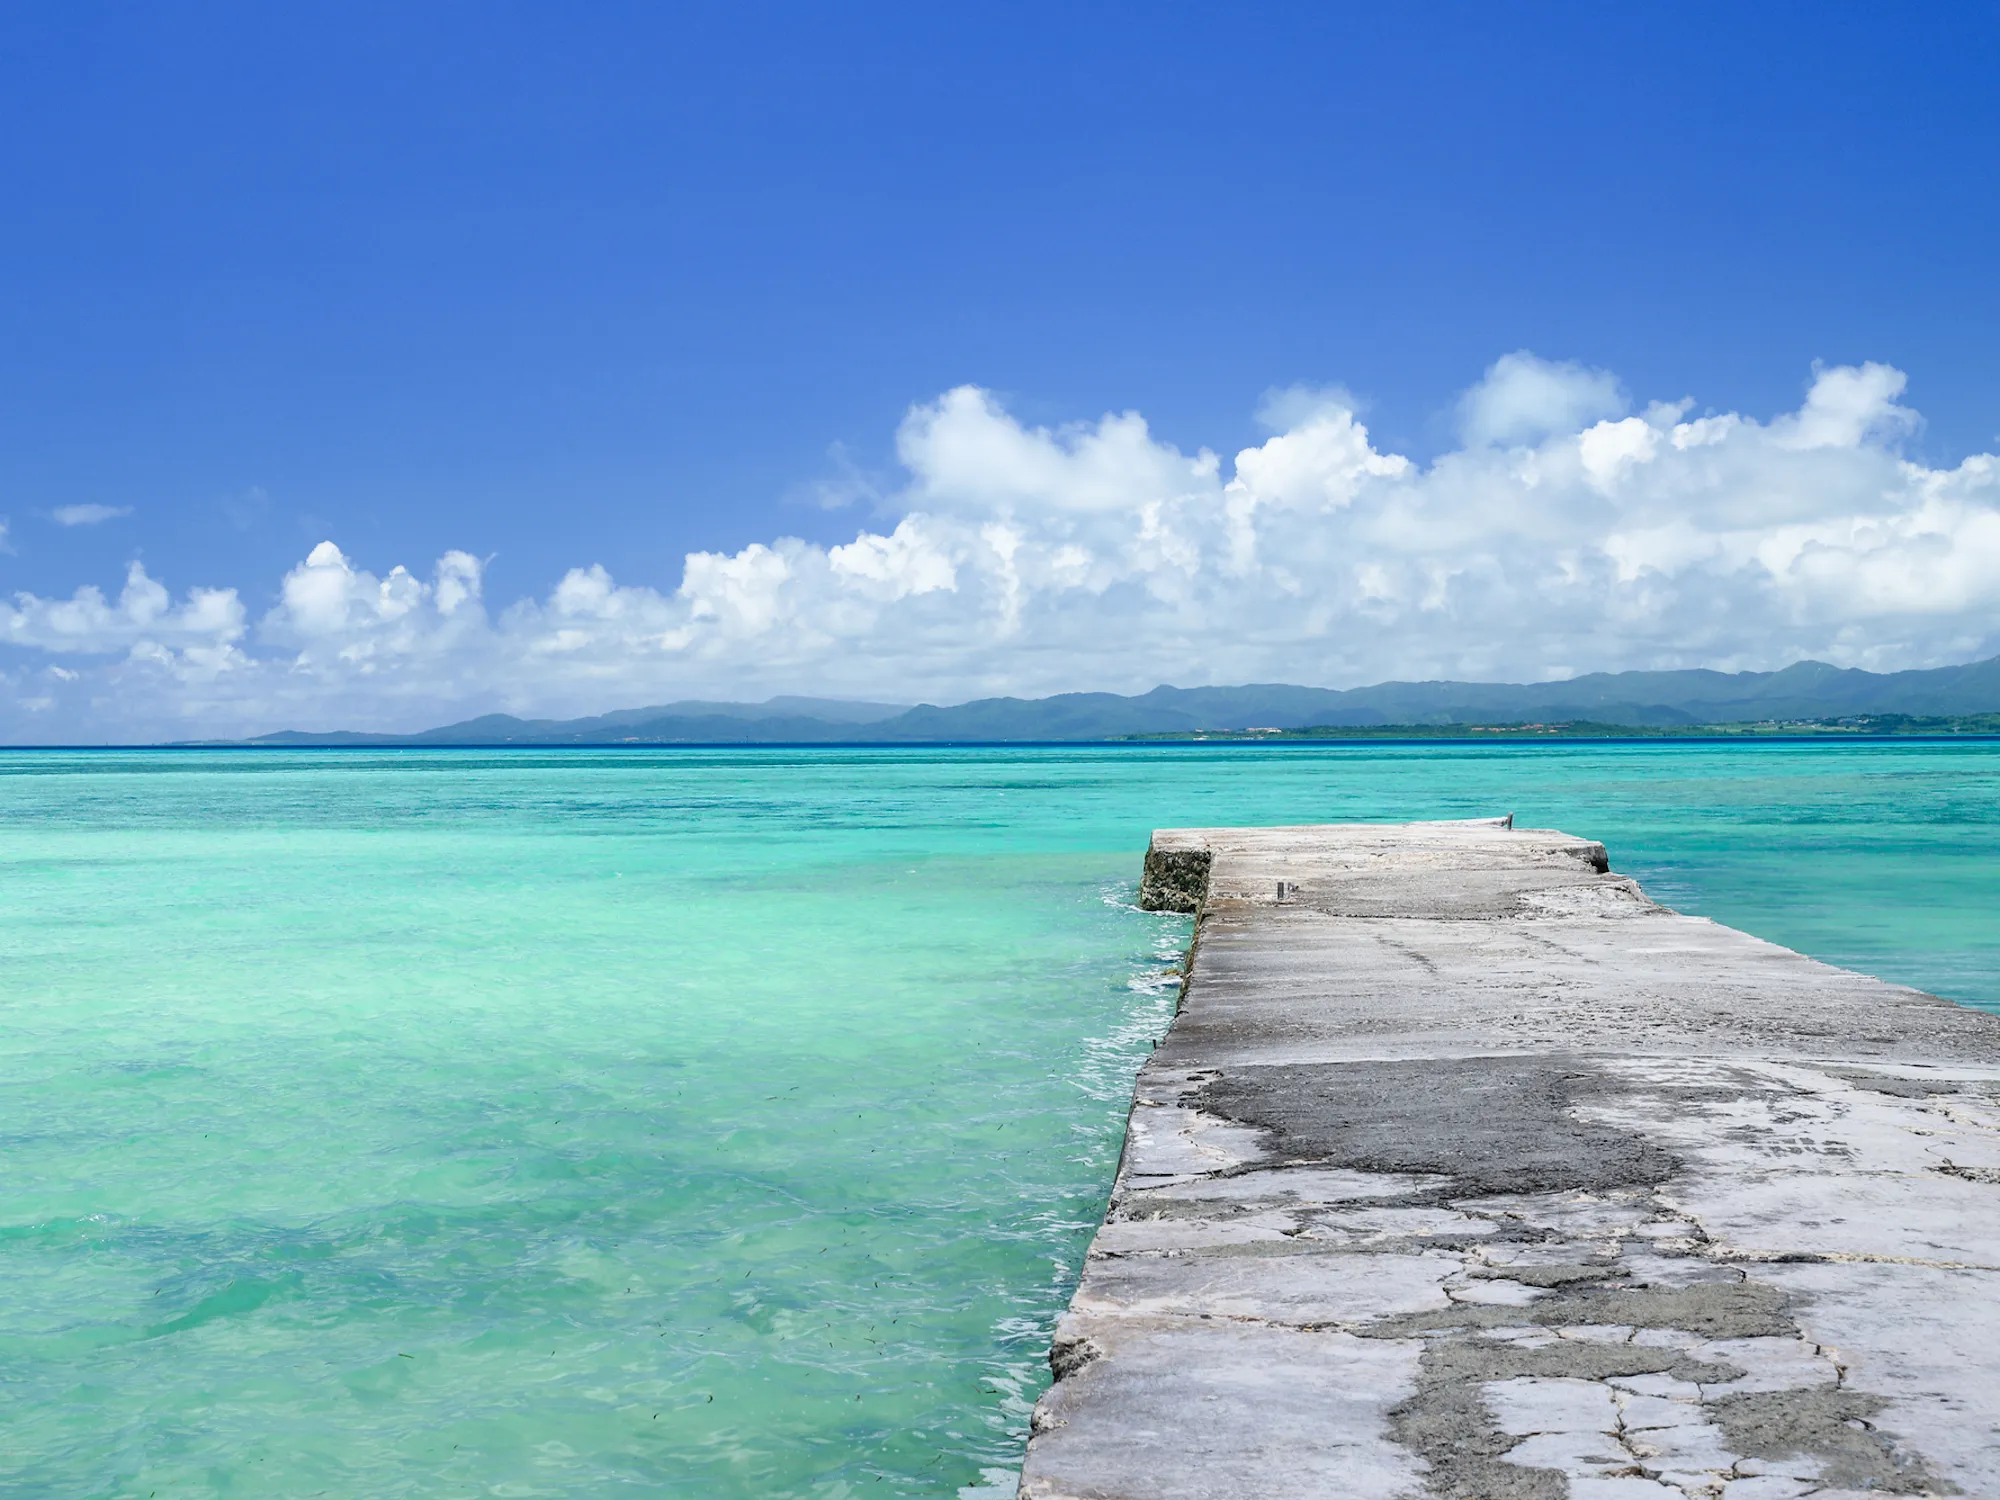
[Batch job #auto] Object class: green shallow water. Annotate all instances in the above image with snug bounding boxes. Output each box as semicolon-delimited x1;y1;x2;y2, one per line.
2;742;1996;1497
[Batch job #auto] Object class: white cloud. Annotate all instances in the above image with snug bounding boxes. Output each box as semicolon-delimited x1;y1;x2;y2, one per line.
2;561;244;657
1770;360;1919;450
828;519;957;600
1457;351;1625;447
51;503;134;526
1;356;1996;742
1578;415;1662;489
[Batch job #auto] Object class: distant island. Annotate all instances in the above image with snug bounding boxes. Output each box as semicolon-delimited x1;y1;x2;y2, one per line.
1131;713;2000;740
181;654;2000;746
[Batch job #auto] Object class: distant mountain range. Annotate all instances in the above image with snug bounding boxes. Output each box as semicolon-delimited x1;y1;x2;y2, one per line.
220;655;2000;745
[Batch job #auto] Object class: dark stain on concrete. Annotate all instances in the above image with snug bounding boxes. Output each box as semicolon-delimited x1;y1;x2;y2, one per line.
1710;1387;1956;1494
1362;1268;1954;1499
1194;1056;1682;1197
1374;1275;1798;1343
1384;1335;1741;1500
1825;1066;1979;1100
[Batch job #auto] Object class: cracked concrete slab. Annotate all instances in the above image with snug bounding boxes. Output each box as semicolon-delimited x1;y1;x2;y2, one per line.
1017;819;2000;1499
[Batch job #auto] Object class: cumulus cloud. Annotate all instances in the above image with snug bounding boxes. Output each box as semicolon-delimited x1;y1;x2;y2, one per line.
1457;352;1626;447
2;561;244;657
1;356;1996;741
51;503;135;526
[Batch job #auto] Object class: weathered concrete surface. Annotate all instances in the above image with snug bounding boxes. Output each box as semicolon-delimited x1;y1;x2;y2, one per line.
1020;819;2000;1500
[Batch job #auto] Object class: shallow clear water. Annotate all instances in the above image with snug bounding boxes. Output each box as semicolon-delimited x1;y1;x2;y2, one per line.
3;742;1996;1497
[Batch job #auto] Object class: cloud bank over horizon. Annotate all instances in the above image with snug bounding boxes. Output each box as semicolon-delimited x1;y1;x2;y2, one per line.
4;353;1997;741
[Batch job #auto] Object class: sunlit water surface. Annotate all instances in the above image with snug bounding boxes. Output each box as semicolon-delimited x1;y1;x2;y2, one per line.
3;743;1996;1497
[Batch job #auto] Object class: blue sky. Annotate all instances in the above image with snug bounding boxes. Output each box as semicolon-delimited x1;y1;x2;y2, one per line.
2;2;1998;738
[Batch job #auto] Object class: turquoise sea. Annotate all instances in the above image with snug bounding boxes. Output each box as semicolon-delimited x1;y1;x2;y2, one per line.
4;742;1997;1497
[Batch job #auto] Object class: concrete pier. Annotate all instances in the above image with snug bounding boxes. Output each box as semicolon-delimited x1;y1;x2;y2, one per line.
1019;819;2000;1500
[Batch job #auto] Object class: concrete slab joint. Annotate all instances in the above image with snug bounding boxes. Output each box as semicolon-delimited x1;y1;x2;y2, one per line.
1021;818;2000;1500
